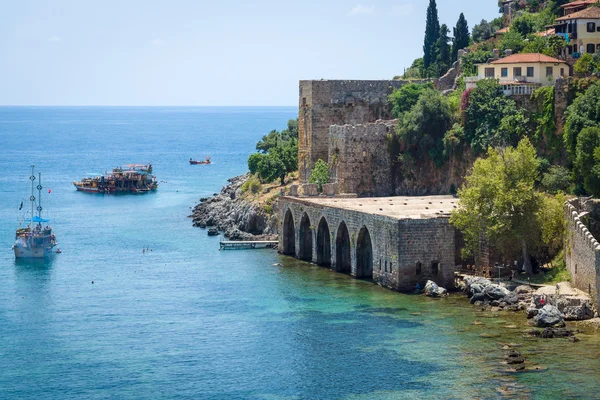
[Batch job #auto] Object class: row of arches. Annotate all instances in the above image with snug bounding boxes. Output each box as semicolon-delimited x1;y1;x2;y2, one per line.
282;209;373;279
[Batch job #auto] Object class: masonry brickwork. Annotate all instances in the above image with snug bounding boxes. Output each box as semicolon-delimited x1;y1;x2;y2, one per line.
278;196;456;292
328;120;395;197
565;199;600;308
298;79;428;183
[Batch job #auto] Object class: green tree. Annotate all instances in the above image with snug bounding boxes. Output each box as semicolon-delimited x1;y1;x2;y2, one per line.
511;12;536;36
575;127;600;196
501;29;525;52
436;24;452;75
472;19;493;43
450;138;542;274
397;89;454;166
388;82;434;118
463;79;527;153
452;13;470;61
541;165;573;194
564;82;600;158
543;35;566;58
403;58;424;79
308;159;329;192
423;0;441;71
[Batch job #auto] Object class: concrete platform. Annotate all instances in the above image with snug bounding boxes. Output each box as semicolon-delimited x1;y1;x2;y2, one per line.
287;195;458;220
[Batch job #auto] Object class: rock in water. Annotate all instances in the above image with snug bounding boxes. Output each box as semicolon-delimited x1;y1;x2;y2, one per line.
483;284;511;300
533;305;566;328
424;280;447;297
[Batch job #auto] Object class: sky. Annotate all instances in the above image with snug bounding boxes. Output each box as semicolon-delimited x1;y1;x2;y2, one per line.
0;0;500;106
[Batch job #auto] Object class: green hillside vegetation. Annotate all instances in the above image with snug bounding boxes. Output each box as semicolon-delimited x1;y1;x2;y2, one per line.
392;0;600;276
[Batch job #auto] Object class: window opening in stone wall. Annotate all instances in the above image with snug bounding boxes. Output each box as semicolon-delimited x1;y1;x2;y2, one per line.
589;284;592;294
416;262;422;275
302;97;307;107
575;264;578;274
385;261;388;272
379;259;382;271
431;261;440;275
389;263;393;272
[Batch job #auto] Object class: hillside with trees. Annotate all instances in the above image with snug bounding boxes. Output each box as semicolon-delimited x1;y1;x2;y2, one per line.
392;0;600;278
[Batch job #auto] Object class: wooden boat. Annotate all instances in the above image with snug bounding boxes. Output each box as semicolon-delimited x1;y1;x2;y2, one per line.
13;166;58;259
190;157;211;165
73;164;158;194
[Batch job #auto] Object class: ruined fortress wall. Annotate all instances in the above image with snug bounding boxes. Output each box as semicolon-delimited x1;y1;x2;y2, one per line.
298;80;427;183
328;120;395;197
565;199;600;306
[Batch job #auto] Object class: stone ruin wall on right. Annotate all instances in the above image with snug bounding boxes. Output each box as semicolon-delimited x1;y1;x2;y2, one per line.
565;199;600;308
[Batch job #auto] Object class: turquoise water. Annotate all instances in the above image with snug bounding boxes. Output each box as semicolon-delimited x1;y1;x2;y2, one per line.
1;107;600;399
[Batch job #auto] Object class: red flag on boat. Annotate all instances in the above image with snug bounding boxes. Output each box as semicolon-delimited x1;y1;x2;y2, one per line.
48;189;51;193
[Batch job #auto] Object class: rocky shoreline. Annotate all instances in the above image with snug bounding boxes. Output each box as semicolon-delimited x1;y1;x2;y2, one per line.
189;174;278;240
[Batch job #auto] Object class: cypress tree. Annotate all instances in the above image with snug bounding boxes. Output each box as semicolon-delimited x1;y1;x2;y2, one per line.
452;13;470;62
423;0;440;71
437;24;451;76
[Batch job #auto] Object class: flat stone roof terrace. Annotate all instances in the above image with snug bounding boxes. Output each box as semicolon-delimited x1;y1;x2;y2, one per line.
283;195;458;220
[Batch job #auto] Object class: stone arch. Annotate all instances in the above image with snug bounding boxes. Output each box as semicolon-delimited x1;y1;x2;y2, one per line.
282;209;295;256
316;217;331;267
356;226;373;280
335;221;351;274
298;213;313;261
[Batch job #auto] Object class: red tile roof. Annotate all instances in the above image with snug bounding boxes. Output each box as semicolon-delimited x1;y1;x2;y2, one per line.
534;28;556;37
557;6;600;20
490;53;566;64
560;0;597;8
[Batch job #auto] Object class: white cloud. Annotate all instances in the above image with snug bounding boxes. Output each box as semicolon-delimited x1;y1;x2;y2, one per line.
47;36;61;42
391;4;415;17
151;38;165;46
348;5;374;16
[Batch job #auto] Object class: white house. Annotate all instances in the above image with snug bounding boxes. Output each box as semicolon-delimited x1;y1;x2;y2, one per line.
554;6;600;56
466;53;570;95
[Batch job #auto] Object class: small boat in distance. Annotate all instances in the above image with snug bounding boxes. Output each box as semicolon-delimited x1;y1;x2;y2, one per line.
13;165;57;259
190;157;211;165
73;164;158;194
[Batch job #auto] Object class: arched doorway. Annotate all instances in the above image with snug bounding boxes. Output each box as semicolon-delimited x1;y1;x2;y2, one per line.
316;217;331;267
356;226;373;280
335;222;351;274
282;209;295;256
298;213;313;261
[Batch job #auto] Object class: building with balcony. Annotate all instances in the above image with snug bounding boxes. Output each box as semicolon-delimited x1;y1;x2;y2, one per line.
465;53;570;95
554;6;600;56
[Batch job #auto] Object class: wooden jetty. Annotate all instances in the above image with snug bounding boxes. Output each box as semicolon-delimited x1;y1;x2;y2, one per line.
219;240;278;250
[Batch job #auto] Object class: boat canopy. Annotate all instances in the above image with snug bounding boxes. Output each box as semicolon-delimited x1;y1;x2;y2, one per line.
25;216;50;223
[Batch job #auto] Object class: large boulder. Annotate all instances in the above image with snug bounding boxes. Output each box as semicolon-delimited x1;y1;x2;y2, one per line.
483;284;511;300
533;305;566;328
424;280;448;297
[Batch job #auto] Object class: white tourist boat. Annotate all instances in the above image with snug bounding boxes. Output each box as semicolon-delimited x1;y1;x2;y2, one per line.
12;166;57;259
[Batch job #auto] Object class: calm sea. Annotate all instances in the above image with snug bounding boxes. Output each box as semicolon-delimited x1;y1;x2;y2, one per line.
1;107;599;399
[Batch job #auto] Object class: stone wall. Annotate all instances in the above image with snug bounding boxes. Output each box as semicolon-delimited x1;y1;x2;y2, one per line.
298;79;428;183
278;196;456;292
565;199;600;307
328;120;395;197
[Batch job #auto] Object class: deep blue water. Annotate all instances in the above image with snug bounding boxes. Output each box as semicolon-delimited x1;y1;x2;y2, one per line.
1;107;600;399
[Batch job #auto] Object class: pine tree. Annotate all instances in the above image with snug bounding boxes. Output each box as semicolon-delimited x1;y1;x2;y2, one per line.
452;13;470;62
423;0;440;72
437;24;451;76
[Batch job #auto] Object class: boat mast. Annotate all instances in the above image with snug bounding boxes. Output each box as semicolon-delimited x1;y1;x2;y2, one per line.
37;172;43;221
29;165;35;228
